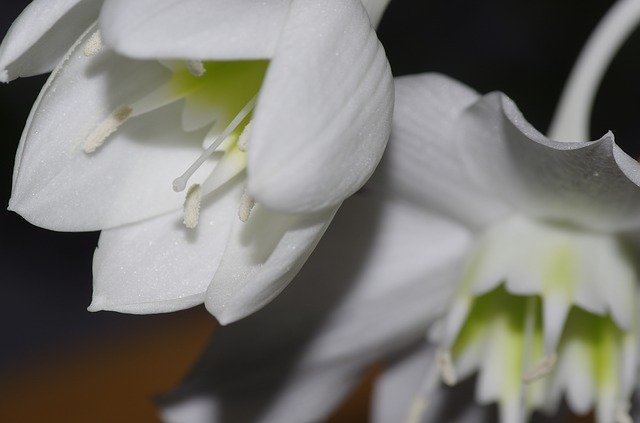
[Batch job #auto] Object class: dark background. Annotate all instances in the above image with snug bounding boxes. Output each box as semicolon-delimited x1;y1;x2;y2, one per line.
0;0;638;418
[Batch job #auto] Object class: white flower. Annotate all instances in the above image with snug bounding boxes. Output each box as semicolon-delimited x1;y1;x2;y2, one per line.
159;1;640;421
2;0;393;323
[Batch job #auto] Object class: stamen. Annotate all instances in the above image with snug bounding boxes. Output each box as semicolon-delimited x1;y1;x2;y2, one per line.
405;397;429;423
436;350;457;386
173;96;257;192
615;401;633;423
238;191;255;223
83;30;103;56
182;184;202;229
83;105;133;153
522;354;557;383
237;121;252;152
186;60;206;77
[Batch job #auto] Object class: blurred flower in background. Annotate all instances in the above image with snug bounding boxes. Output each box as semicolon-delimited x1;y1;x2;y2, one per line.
2;0;640;422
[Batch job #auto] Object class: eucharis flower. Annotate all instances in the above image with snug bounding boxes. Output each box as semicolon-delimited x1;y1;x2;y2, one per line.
159;1;640;421
1;0;393;323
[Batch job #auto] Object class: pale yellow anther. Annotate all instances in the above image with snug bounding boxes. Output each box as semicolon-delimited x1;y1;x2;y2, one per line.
183;184;202;229
84;105;133;153
523;354;557;383
237;121;252;152
238;191;255;223
436;350;457;386
186;60;206;77
83;30;103;56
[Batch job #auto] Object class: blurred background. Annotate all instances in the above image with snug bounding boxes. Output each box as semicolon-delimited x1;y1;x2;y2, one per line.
0;0;637;421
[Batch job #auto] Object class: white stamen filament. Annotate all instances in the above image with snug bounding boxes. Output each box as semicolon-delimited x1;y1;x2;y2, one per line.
83;105;133;153
173;96;257;192
186;60;206;77
436;350;457;386
83;30;103;56
237;121;252;152
522;354;557;383
183;184;202;229
238;191;255;223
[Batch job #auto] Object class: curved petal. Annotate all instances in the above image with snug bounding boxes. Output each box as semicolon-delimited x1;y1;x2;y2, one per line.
372;73;511;230
89;182;242;314
9;25;215;231
361;0;392;27
0;0;103;81
162;362;362;423
248;0;393;213
455;92;640;232
161;193;471;421
205;204;339;325
99;0;290;60
373;344;494;423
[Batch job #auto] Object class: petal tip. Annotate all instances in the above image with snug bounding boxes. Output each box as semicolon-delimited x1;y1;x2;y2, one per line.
0;69;8;83
87;297;104;312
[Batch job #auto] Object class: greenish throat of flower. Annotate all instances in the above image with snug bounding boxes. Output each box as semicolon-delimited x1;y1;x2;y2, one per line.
80;31;269;227
431;217;637;423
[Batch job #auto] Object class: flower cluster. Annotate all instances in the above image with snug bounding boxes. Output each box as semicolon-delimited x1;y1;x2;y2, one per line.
4;0;640;422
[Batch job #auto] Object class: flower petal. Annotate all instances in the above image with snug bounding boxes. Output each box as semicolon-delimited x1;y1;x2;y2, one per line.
373;73;511;230
361;0;392;27
0;0;102;81
9;25;214;231
374;345;494;423
99;0;290;60
247;0;393;213
162;192;470;420
455;92;640;232
89;182;242;314
205;204;338;325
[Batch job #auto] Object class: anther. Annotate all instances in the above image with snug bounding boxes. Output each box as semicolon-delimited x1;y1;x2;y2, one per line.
84;105;133;153
173;96;257;192
183;184;202;229
186;60;206;77
405;397;429;423
83;30;103;56
436;350;457;386
238;191;255;223
237;122;252;152
523;354;557;383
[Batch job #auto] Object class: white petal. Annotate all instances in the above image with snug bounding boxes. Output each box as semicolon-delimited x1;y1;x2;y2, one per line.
360;0;392;27
9;25;215;231
248;0;393;213
162;193;470;420
162;362;362;423
0;0;102;81
374;73;510;230
205;204;338;325
89;183;241;314
99;0;290;60
373;344;435;423
374;347;494;423
455;92;640;232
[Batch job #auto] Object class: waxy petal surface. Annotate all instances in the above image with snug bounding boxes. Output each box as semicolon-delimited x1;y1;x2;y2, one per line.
10;25;214;231
455;92;640;232
374;73;510;230
99;0;290;60
89;183;241;314
248;0;393;213
205;204;338;325
0;0;102;81
162;193;471;419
